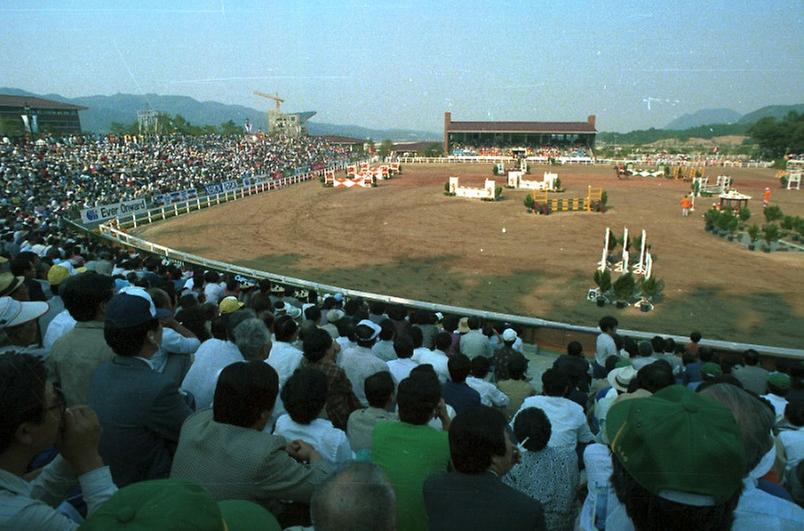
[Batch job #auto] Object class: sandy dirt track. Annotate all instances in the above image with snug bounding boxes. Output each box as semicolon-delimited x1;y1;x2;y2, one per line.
137;163;804;348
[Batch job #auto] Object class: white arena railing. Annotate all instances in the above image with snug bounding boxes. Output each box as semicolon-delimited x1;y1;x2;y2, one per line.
64;163;803;361
394;156;773;168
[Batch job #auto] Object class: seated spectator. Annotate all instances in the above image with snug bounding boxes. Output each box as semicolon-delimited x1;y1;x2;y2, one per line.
0;353;117;529
505;407;578;531
412;331;450;383
412;310;438;350
688;362;723;391
82;478;280;530
512;368;594;450
442;354;481;414
321;309;343;339
553;340;590;392
633;359;675;394
631;340;660;370
733;349;770;395
685;330;702;359
657;338;683;377
175;295;213;342
371;319;397;362
347;371;397;454
339;320;390;407
604;386;746;530
147;287;199;385
409;326;430;361
372;373;451;531
38;263;70;339
466;356;509;408
308;462;395;531
299;328;360;431
684;345;715;384
424;406;546;531
88;287;194;487
780;399;804;488
268;315;304;388
459;316;491;359
275;368;353;464
171;361;332;514
181;316;246;410
763;373;791;424
699;383;804;527
594;316;619;378
0;296;48;357
386;334;417;385
367;301;387;324
493;328;528;381
48;272;115;406
594;365;638;441
496;356;536;419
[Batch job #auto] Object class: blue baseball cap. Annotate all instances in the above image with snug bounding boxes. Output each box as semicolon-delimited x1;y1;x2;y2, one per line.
105;286;170;328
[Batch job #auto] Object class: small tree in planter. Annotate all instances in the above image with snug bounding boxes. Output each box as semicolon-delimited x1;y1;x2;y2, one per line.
738;207;751;225
795;218;804;242
764;205;784;223
663;165;671;179
781;215;796;233
495;186;503;200
523;194;535;212
726;216;739;241
554;177;562;192
715;209;734;237
492;165;500;176
747;224;760;251
704;208;720;232
762;223;780;252
612;273;636;309
637;276;664;312
443;182;455;196
780;174;788;188
593;269;612;306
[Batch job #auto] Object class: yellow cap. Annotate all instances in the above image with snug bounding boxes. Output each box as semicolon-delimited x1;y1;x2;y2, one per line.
47;265;71;286
219;296;245;314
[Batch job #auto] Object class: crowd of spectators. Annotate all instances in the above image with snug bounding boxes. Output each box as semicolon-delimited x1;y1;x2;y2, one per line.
0;133;802;529
449;144;591;159
0;133;352;223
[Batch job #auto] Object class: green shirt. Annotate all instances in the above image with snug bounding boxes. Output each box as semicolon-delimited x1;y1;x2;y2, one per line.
372;421;450;531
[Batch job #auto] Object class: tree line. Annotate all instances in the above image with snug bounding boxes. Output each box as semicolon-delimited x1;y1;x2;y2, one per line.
109;113;243;136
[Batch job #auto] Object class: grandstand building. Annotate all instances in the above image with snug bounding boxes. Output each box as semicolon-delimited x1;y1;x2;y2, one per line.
443;112;597;154
0;94;86;136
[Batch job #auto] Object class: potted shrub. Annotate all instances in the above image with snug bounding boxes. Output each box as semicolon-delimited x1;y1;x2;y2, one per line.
764;205;783;223
762;223;780;253
495;186;503;200
593;269;611;307
637;276;664;312
794;217;804;242
554;177;562;192
715;209;733;237
726;216;739;241
704;208;719;232
781;215;795;233
738;207;751;225
747;224;760;251
780;174;788;188
612;273;636;309
443;182;455;196
523;194;534;213
492;165;500;176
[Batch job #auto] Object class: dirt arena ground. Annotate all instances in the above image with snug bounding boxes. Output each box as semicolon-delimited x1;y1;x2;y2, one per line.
136;163;804;348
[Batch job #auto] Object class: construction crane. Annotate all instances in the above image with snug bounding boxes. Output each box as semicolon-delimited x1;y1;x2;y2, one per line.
253;91;284;112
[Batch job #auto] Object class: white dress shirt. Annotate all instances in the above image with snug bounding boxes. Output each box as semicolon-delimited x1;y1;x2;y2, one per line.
512;395;594;449
780;428;804;472
339;346;390;406
202;281;226;305
266;341;304;386
411;349;450;383
273;415;354;464
459;330;492;359
151;328;201;373
181;339;244;410
466;376;510;407
387;358;418;385
43;309;77;351
595;333;618;366
761;393;789;424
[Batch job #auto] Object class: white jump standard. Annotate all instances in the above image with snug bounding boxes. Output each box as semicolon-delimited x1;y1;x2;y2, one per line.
448;177;497;201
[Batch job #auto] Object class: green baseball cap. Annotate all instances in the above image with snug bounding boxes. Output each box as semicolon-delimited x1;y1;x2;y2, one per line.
700;362;722;378
80;479;280;530
768;372;791;391
606;385;745;505
615;359;633;369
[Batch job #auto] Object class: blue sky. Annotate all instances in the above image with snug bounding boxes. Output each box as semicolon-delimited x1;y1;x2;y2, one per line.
1;0;801;132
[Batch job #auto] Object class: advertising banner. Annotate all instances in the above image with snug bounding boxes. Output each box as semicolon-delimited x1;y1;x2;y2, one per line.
80;198;148;223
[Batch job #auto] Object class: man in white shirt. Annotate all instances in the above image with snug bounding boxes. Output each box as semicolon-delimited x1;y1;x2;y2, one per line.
412;331;451;384
631;340;660;371
43;308;77;351
202;271;226;305
594;316;619;378
512;368;594;450
148;288;200;386
267;315;304;387
466;357;509;408
339;320;390;407
458;317;492;359
762;373;791;424
387;335;418;385
181;335;244;410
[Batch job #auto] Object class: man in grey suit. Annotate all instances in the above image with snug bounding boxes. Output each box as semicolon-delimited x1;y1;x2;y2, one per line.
88;287;194;487
732;349;769;395
171;360;332;516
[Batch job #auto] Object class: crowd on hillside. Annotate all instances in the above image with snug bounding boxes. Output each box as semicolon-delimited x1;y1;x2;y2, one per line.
0;134;352;222
0;221;803;529
449;144;591;159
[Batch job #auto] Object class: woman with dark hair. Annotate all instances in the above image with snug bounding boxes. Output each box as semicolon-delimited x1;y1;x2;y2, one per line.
274;368;353;464
504;407;579;531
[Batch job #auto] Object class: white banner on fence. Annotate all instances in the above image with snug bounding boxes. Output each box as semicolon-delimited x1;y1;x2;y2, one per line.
80;198;148;223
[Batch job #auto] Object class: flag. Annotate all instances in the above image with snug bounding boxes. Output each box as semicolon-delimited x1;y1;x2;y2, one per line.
21;115;30;133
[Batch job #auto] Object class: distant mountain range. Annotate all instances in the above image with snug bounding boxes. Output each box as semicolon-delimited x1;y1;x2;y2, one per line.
666;104;804;129
0;87;440;141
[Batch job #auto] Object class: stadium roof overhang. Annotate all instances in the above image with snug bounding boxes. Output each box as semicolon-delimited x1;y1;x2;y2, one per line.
448;121;596;134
